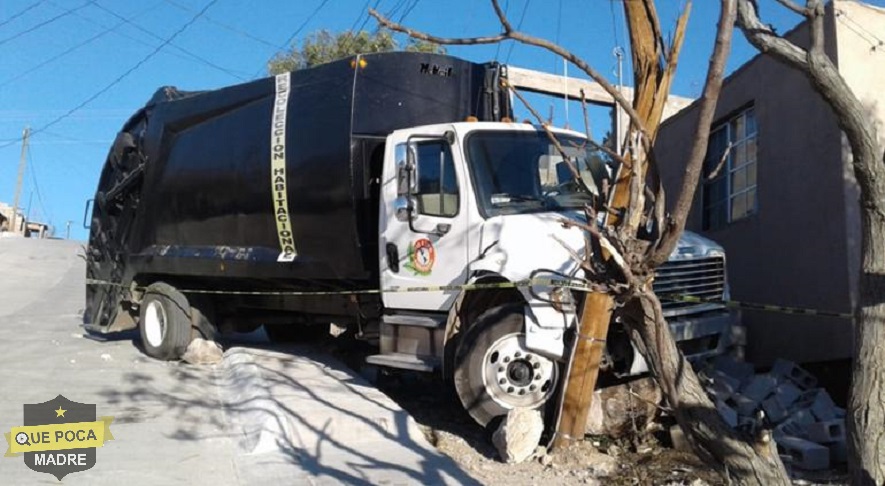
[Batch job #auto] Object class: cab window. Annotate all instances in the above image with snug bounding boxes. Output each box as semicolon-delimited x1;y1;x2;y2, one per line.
415;141;458;217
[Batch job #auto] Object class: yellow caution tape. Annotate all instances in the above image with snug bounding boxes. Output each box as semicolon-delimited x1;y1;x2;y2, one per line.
85;278;852;318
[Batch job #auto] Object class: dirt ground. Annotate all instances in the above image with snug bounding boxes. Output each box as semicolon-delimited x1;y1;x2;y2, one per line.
343;356;723;486
328;336;850;486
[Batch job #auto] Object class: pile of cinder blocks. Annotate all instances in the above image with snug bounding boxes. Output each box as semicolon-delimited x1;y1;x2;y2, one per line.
699;356;846;472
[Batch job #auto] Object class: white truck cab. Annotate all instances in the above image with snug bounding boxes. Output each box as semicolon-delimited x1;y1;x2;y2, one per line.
372;121;738;426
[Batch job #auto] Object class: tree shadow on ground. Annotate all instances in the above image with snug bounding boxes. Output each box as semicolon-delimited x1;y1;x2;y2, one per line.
95;332;480;485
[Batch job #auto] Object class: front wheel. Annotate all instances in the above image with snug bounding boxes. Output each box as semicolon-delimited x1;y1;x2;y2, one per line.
453;304;560;427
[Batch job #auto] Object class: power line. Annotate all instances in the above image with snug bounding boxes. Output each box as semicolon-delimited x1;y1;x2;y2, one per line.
0;0;220;150
553;0;562;73
397;0;420;23
505;0;531;64
0;0;46;29
0;0;95;47
161;0;278;50
255;0;332;78
836;9;885;51
46;0;231;76
0;2;161;89
494;0;509;61
92;1;247;80
26;146;53;227
278;0;332;51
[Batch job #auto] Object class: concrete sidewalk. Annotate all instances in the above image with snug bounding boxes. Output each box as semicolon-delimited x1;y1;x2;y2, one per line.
0;237;476;485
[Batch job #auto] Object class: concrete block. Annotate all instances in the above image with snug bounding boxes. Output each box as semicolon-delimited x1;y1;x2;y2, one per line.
776;436;830;471
762;395;790;424
774;418;807;439
771;359;817;390
704;370;740;401
716;399;739;428
790;408;816;426
727;393;760;417
827;439;848;463
807;419;845;444
794;389;837;421
773;382;802;408
741;374;778;404
713;355;754;383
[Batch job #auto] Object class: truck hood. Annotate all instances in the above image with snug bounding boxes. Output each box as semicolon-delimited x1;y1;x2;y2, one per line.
472;211;724;281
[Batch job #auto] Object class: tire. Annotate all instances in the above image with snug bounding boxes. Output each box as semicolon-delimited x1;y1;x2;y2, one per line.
264;323;329;343
139;283;193;360
453;303;560;427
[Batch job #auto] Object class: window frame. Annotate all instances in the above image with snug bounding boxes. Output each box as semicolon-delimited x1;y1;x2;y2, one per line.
412;139;460;218
703;106;758;230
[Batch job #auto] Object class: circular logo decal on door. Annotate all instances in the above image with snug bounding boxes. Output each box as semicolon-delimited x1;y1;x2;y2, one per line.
406;238;436;276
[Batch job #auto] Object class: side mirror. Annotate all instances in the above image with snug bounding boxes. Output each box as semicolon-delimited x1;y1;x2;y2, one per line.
394;196;417;222
82;199;94;229
396;144;418;197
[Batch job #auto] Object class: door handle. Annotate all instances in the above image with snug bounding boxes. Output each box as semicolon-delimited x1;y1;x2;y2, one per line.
386;243;400;272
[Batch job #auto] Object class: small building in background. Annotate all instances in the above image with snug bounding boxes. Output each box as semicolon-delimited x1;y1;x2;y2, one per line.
0;201;52;238
657;0;884;365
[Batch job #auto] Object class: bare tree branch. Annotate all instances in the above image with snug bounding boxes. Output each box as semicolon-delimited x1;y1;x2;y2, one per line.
707;142;733;181
774;0;810;17
651;0;737;267
368;7;651;141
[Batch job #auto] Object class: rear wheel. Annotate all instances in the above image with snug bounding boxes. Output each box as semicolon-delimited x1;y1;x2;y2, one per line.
139;283;193;360
453;304;559;427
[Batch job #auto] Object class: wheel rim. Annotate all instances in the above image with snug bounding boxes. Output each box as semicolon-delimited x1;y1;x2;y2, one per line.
144;300;167;347
481;332;558;410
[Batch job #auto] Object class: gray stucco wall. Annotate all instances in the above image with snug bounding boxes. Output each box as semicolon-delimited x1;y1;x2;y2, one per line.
657;10;855;364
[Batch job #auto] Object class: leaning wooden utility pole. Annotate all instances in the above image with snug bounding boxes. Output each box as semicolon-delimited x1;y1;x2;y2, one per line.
10;126;30;234
553;0;689;449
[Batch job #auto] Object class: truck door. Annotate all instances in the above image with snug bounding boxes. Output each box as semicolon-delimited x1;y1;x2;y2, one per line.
380;127;469;311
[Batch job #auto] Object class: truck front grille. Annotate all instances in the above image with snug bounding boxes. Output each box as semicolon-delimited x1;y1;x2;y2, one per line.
653;256;726;313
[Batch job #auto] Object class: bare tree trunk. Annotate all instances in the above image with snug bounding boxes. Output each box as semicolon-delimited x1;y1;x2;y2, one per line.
621;291;790;485
848;206;885;486
735;2;885;483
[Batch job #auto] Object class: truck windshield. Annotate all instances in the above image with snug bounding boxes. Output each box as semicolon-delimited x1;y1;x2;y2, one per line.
466;130;609;217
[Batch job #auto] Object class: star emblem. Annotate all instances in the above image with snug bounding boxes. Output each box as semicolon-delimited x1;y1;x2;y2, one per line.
55;406;66;418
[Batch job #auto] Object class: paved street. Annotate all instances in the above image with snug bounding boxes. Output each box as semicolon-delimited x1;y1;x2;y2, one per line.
0;237;476;485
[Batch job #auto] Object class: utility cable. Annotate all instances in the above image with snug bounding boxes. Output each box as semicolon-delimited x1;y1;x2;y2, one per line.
505;0;531;64
0;0;220;150
494;0;509;61
92;1;247;80
46;0;228;77
255;0;331;78
0;0;46;29
0;0;95;47
0;2;161;89
26;146;53;227
162;0;278;49
397;0;420;23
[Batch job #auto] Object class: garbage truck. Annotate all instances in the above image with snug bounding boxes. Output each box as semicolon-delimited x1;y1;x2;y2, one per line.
85;52;740;427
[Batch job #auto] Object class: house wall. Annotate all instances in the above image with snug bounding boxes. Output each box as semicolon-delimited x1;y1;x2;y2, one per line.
832;0;885;315
657;7;856;364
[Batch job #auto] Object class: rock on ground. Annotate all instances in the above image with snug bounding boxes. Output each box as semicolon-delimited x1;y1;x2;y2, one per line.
492;407;544;464
182;338;224;365
586;377;662;437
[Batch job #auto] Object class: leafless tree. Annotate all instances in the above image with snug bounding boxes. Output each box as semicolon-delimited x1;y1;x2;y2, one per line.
372;1;792;484
735;1;885;484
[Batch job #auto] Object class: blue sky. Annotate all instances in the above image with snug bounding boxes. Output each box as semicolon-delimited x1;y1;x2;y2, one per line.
0;0;872;240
